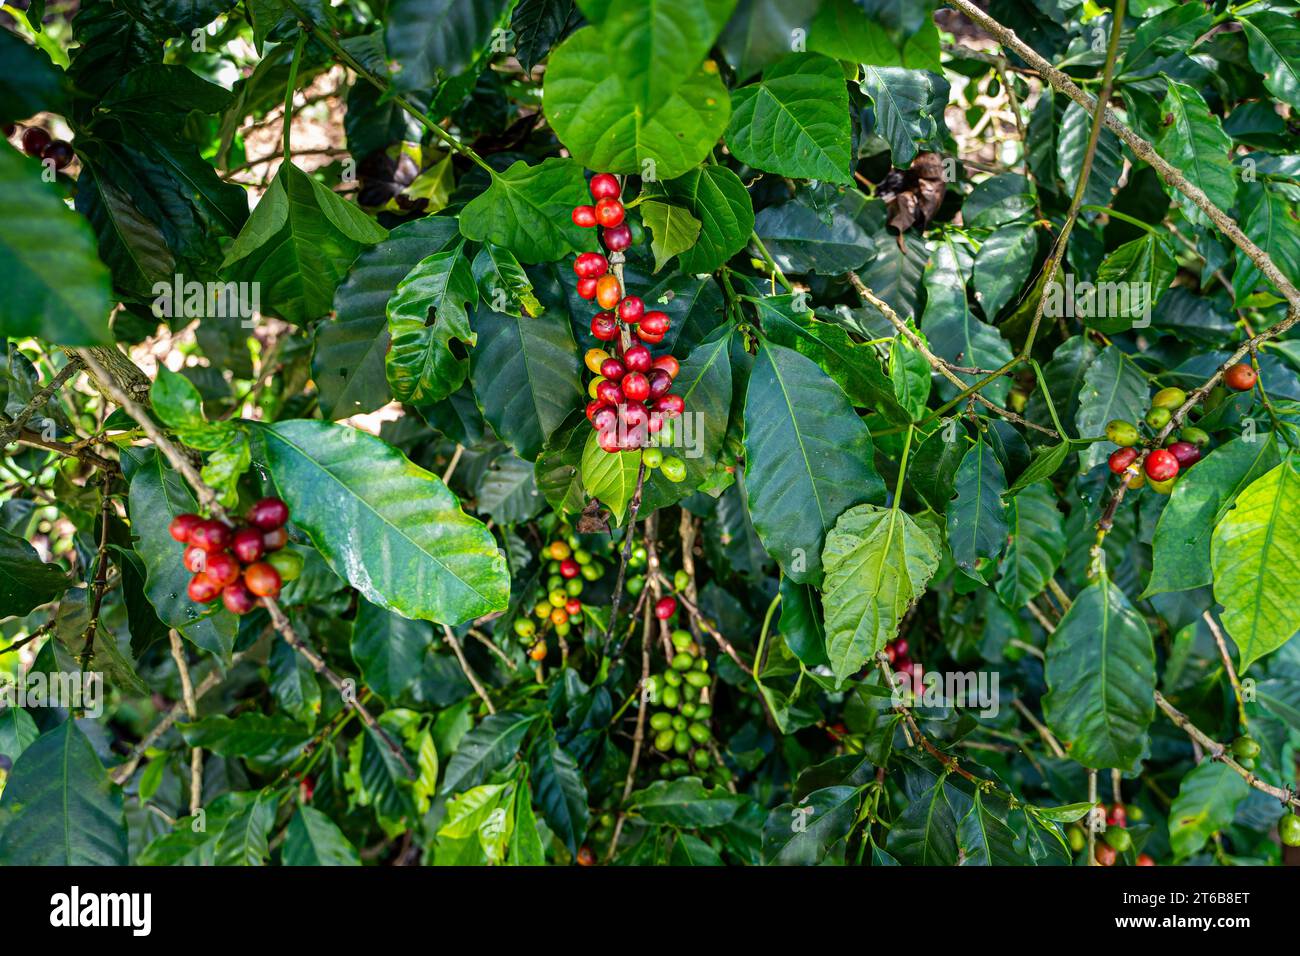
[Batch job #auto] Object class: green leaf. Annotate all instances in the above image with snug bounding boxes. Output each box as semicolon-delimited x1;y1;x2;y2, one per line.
761;785;859;865
888;773;961;865
477;452;545;525
223;162;387;324
214;789;277;866
459;158;594;264
958;790;1022;866
350;723;416;822
0;720;126;865
385;240;479;405
282;805;363;865
316;217;461;419
580;0;737;113
1073;346;1148;472
261;419;509;625
530;726;589;855
472;242;544;317
743;340;885;585
385;0;514;92
544;25;730;181
639;200;702;273
269;638;321;730
441;712;536;796
0;528;71;618
889;335;930;420
1241;12;1300;112
0;147;113;346
821;503;942;682
179;713;312;762
946;438;1010;578
661;165;755;274
0;707;39;765
671;832;724;866
909;424;966;511
626;776;746;827
1083;232;1177;334
922;239;1013;405
1154;76;1236;226
349;599;450;707
1042;573;1155;772
1210;457;1300;671
1058;100;1123;207
1146;434;1281;597
859;67;947;165
535;409;590;515
973;222;1037;320
0;29;70;124
470;307;585;461
1006;441;1072;496
1233;184;1300;304
752;190;876;275
1167;761;1250;860
580;430;641;522
725;53;852;183
996;481;1066;608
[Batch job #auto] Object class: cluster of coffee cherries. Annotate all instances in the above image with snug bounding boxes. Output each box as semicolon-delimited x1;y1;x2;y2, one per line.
5;123;74;169
512;533;611;663
571;173;688;480
1106;387;1208;493
883;637;914;679
169;497;303;615
1065;803;1155;865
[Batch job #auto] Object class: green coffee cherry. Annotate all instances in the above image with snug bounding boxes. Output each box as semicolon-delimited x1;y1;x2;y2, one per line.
626;574;645;596
1145;406;1172;429
662;685;681;710
688;722;710;744
1180;426;1211;447
1231;736;1261;760
673;731;691;754
548;589;567;607
1106;419;1139;447
673;570;690;592
574;548;592;565
650;712;672;732
661;456;687;482
671;652;694;671
663;669;682;688
1104;826;1132;852
565;577;584;597
684;670;710;688
692;749;711;770
1280;812;1300;847
693;704;712;720
671;629;693;651
671;714;687;732
580;563;601;581
654;729;674;751
554;620;571;637
513;618;536;639
681;701;696;718
643;447;663;469
1151;386;1187;410
670;758;690;776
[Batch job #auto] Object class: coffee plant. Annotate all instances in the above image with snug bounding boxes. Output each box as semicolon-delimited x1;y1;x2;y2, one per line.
2;0;1300;869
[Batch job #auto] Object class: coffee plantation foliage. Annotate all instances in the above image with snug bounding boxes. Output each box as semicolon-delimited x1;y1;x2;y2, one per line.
2;0;1300;868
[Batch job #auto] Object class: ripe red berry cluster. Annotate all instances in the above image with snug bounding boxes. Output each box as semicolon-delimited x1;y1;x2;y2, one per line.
883;637;914;678
571;173;688;475
7;124;75;170
169;497;300;615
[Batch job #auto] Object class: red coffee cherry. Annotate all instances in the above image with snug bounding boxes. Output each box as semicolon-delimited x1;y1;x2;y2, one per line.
1144;449;1179;481
573;252;608;278
618;296;644;323
572;205;597;227
262;526;289;552
190;520;232;553
622;372;650;402
636;325;664;345
222;581;257;615
188;572;220;604
595;198;625;227
183;545;207;574
170;513;202;543
1224;363;1256;391
599;358;626;381
623;344;652;373
1108;447;1138;474
565;598;582;616
21;127;50;157
639;311;670;337
657;394;685;418
589;173;620;200
603;223;632;251
42;140;74;169
647;369;673;399
585;399;604;422
232;527;265;564
653;355;679;378
244;562;283;598
655;596;678;620
248;497;289;530
560;558;580;579
1168;441;1201;469
596;380;624;405
205;550;241;588
591;405;618;431
1136;853;1156;866
597;428;624;454
577;276;599;300
591;312;618;341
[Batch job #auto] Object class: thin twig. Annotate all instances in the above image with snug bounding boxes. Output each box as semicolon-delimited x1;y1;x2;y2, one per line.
442;625;496;715
0;357;82;447
167;630;203;816
607;581;656;863
1011;698;1066;758
601;460;648;652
